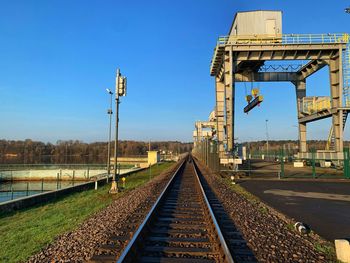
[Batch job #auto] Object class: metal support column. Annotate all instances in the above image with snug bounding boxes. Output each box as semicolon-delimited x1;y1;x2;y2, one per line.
224;48;235;153
215;76;226;158
295;79;307;153
329;50;344;152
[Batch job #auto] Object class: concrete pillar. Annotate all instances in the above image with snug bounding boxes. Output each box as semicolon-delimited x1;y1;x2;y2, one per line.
295;80;307;153
299;123;307;153
329;50;344;152
215;76;225;158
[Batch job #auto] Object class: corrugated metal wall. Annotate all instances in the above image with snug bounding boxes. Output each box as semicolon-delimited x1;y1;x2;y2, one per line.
230;11;282;36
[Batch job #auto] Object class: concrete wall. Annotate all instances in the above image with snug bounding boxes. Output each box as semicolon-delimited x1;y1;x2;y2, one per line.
0;168;145;213
0;168;136;181
111;157;147;164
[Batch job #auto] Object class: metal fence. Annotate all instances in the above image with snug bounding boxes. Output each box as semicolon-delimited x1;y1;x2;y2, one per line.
245;148;350;179
216;33;349;45
193;139;350;179
192;139;220;172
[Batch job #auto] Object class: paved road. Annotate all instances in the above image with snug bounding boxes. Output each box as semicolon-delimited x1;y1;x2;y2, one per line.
240;180;350;241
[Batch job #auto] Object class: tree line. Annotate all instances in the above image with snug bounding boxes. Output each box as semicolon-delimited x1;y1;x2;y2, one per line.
0;139;193;164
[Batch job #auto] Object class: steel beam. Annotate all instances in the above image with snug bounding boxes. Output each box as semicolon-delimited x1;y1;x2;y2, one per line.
298;111;333;123
235;72;298;82
211;43;346;76
243;95;263;113
297;59;327;80
235;49;336;62
228;43;346;52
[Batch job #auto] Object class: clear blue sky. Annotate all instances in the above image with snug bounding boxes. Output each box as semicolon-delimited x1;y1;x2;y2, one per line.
0;0;349;143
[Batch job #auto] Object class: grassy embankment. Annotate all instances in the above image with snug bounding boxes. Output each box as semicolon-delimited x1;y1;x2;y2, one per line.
0;162;174;263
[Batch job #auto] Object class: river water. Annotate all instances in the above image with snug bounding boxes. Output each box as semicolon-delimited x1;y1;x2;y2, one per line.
0;181;88;203
0;168;137;203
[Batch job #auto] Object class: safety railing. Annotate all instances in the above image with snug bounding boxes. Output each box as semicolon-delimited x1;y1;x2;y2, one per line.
343;43;350;106
300;96;331;115
216;33;349;46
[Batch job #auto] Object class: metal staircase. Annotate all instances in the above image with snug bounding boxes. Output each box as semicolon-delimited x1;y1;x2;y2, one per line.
325;38;350;151
326;112;349;150
343;41;350;107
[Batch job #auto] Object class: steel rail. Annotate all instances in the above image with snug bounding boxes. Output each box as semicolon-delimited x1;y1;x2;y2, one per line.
192;160;235;263
116;157;187;263
116;156;235;262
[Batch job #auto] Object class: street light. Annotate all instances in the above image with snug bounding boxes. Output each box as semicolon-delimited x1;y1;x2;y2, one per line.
106;88;113;183
265;119;269;157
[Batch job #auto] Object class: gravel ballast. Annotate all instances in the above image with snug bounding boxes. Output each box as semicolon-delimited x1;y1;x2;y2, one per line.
27;157;336;262
27;162;181;262
195;160;336;263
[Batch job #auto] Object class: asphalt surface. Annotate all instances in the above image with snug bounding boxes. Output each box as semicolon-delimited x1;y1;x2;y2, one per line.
240;180;350;241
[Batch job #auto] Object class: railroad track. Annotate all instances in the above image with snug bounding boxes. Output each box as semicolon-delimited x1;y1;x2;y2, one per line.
115;156;233;263
90;156;256;262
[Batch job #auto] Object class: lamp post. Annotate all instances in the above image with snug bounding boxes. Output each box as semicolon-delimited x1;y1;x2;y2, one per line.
106;88;113;183
110;68;127;193
265;119;269;158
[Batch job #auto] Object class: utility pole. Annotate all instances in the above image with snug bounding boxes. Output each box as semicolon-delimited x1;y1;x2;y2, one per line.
110;68;127;194
65;142;68;165
265;119;269;157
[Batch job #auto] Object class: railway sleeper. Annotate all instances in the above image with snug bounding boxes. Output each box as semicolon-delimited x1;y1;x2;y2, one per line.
139;256;216;263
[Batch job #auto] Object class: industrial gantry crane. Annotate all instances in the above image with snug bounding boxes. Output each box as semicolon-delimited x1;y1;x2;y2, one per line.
193;110;217;147
210;10;350;164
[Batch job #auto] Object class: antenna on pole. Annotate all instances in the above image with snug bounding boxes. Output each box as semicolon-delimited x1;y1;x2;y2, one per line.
110;68;127;194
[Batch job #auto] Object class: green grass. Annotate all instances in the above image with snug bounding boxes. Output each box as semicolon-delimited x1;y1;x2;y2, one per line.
314;242;337;259
229;181;270;214
223;177;261;205
0;162;174;263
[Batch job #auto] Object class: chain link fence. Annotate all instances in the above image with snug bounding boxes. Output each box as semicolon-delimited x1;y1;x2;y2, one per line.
192;139;220;172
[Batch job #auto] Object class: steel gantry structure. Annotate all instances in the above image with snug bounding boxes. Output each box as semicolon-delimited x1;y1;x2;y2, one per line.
210;11;350;161
193;110;217;147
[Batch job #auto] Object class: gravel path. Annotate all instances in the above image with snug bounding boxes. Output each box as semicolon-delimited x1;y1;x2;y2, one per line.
196;160;336;263
27;162;180;263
